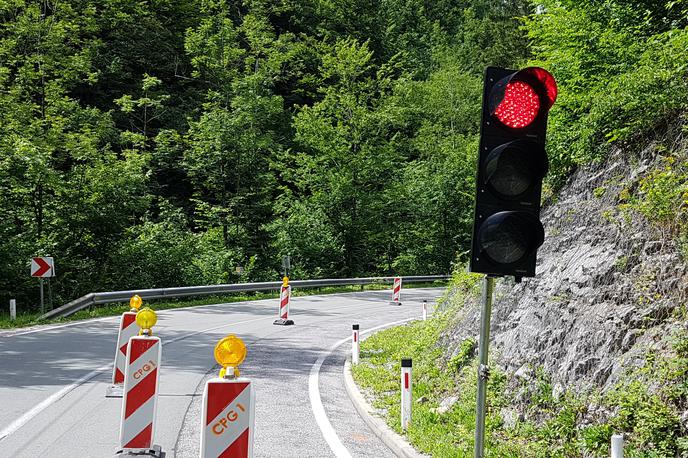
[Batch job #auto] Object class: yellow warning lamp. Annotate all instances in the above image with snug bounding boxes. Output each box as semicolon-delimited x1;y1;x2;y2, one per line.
282;276;289;287
215;334;247;378
136;307;157;335
129;294;143;312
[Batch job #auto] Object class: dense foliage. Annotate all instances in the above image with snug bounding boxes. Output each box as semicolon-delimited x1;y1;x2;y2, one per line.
0;0;528;307
2;0;688;310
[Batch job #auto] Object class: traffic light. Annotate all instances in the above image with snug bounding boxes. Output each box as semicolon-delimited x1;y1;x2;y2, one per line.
470;66;557;279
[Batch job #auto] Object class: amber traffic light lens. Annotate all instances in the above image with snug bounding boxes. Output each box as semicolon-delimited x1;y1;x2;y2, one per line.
483;140;547;199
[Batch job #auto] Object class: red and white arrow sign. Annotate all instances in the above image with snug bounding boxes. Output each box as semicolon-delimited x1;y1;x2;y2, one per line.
31;257;55;277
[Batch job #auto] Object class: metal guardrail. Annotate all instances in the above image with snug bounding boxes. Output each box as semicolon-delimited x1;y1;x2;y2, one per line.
39;275;450;320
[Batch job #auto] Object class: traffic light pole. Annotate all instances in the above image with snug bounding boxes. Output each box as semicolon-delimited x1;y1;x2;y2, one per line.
474;275;495;458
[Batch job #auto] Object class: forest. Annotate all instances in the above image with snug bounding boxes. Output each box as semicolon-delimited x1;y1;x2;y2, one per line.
1;0;687;308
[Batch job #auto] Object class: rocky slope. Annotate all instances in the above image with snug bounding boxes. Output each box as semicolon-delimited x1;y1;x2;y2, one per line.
443;137;688;398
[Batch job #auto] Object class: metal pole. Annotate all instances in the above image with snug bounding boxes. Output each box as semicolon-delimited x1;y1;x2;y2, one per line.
40;277;45;315
48;278;53;311
474;275;495;458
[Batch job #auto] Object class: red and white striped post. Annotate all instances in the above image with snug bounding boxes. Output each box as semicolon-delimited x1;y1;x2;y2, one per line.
273;276;294;326
352;324;360;364
401;358;412;431
200;378;255;457
107;295;143;397
117;308;162;457
422;300;428;321
201;335;255;458
390;276;403;305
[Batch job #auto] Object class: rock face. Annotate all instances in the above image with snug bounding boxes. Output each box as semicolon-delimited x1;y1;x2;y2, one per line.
442;144;688;393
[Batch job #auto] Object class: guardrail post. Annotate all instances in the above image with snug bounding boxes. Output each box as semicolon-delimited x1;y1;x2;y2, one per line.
9;299;16;321
611;434;624;458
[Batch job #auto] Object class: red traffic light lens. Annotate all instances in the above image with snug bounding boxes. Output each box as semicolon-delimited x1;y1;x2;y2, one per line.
493;81;540;129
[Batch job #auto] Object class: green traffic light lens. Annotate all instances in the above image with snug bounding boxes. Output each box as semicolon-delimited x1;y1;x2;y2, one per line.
478;211;544;264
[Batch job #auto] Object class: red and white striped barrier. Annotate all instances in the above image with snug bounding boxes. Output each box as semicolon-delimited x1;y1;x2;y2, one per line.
422;300;428;321
352;324;360;364
390;277;402;305
118;335;162;454
107;311;139;397
273;279;294;325
200;378;255;458
401;358;412;431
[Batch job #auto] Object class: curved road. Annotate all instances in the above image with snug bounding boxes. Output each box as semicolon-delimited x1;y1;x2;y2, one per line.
0;288;444;457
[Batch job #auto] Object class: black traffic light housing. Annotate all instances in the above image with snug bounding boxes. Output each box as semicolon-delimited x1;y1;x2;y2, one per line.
470;66;557;279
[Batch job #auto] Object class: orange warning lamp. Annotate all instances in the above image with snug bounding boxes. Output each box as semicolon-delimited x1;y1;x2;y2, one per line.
129;294;143;312
215;334;247;378
282;276;289;287
136;307;157;335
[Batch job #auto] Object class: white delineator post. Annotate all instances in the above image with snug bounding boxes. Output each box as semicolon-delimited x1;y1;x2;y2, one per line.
390;276;403;305
9;299;16;321
401;358;412;431
422;300;428;321
352;324;360;364
118;334;162;455
611;434;624;458
107;311;139;397
200;376;256;458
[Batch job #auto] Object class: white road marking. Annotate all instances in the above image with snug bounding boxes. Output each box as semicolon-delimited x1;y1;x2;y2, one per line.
0;363;110;442
0;315;268;443
309;316;415;458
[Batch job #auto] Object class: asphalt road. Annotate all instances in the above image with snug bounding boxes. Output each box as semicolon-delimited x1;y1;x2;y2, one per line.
0;287;444;457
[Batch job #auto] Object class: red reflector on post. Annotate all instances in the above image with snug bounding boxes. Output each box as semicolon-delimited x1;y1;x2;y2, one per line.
494;81;540;129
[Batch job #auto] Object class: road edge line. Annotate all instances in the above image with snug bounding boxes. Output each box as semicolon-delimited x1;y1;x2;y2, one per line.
343;357;426;458
0;364;110;442
309;317;417;458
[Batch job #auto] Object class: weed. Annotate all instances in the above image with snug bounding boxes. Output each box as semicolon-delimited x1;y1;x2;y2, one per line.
593;186;607;198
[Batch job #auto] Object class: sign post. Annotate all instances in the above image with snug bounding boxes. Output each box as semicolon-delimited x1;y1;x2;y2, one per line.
281;255;291;278
474;276;495;457
31;257;55;314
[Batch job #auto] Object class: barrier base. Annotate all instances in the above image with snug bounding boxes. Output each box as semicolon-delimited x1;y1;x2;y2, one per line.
273;318;294;325
115;445;164;457
105;384;123;398
389;301;402;306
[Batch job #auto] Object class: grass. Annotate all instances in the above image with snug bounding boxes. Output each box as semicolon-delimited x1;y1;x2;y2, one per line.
0;281;446;330
351;312;518;457
351;295;688;457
